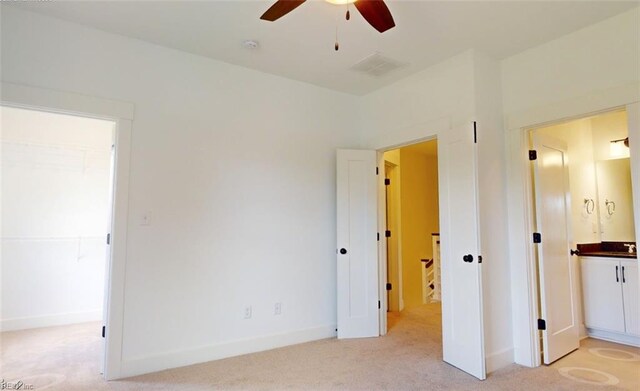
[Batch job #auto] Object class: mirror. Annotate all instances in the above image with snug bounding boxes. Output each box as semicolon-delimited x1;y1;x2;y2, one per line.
595;158;635;241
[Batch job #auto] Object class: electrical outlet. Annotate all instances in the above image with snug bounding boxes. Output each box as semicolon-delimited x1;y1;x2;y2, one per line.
274;302;282;315
244;306;252;319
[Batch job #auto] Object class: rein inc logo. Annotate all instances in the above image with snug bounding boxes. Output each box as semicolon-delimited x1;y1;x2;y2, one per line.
0;379;34;390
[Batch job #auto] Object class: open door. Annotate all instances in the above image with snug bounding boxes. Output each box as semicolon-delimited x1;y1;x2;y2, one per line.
532;133;580;364
336;149;379;338
438;122;486;380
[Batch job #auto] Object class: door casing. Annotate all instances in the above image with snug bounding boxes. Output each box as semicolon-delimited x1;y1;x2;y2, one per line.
374;126;486;380
507;100;640;367
0;82;134;380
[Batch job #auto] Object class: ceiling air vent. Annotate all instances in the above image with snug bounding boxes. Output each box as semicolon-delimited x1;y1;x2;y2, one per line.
350;53;407;77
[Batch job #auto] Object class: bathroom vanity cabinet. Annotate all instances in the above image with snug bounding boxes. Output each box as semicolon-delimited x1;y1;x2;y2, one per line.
581;256;639;346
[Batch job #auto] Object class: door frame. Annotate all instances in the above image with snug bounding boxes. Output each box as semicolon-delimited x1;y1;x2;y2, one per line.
506;84;640;367
376;135;438;336
1;82;134;380
384;160;402;313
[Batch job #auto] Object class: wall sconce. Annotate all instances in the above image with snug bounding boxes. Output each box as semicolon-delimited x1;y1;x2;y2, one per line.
610;137;629;158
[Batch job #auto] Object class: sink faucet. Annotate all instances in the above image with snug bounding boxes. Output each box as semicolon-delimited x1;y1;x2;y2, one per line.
624;244;637;253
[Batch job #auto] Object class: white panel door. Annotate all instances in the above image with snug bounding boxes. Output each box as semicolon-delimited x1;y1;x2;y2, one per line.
438;122;485;380
621;260;639;336
336;149;379;338
532;133;580;364
581;257;625;333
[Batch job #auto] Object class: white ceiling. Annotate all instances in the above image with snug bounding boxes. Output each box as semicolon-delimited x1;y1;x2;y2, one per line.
8;1;638;95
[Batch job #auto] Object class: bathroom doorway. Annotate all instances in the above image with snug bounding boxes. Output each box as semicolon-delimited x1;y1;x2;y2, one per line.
528;108;639;388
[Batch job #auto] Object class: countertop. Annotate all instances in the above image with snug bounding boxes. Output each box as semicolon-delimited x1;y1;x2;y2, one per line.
579;251;637;259
577;242;637;259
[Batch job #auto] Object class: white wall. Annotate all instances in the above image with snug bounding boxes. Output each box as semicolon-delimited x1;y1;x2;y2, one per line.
358;49;514;372
1;6;360;377
472;52;513;372
358;51;476;150
1;107;113;331
502;7;640;366
502;8;640;122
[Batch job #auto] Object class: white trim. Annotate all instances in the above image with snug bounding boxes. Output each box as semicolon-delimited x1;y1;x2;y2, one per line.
627;103;640;330
377;152;388;336
506;81;640;369
374;115;451;321
486;348;514;373
119;324;337;378
587;328;640;348
505;82;640;131
0;310;103;332
0;82;135;120
1;82;134;380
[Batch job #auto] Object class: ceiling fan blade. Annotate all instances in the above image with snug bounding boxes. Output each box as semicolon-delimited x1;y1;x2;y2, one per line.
260;0;306;22
354;0;395;33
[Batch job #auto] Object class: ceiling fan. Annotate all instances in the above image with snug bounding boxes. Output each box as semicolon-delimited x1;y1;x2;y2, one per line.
260;0;396;34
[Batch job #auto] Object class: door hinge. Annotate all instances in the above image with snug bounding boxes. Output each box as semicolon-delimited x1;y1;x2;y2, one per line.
377;233;380;241
385;230;391;238
378;300;381;309
478;255;483;264
106;233;111;245
529;150;537;160
101;325;106;338
533;232;542;244
386;283;392;291
376;167;379;175
537;319;546;331
384;178;391;186
473;121;477;144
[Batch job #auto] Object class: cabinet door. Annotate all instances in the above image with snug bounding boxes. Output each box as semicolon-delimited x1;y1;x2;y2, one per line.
581;258;625;333
621;260;639;336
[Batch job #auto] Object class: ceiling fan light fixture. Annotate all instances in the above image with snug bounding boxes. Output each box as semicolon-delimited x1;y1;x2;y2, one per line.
325;0;357;5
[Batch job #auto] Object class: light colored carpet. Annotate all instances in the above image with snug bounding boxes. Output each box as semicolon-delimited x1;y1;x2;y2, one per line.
1;304;638;390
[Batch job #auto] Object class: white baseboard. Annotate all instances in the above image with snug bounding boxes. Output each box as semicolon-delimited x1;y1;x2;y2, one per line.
119;324;337;379
579;324;589;340
587;328;640;347
486;347;514;373
1;310;103;332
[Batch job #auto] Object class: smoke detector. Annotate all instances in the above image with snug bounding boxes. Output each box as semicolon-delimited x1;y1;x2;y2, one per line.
242;40;260;50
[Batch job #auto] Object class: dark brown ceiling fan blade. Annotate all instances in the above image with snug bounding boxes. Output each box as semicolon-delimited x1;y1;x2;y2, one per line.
260;0;306;22
354;0;395;33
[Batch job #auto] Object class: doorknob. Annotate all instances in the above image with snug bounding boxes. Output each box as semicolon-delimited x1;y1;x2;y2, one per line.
339;248;347;255
463;254;473;263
